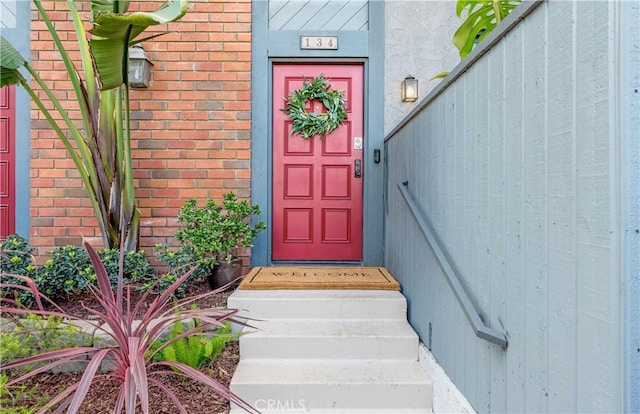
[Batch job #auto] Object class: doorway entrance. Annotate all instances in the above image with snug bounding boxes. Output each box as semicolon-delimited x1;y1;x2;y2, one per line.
272;64;364;261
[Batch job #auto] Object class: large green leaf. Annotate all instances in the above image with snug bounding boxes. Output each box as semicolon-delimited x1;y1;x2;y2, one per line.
0;36;25;87
89;0;189;89
0;69;22;88
90;0;188;39
453;0;521;58
91;0;131;16
89;37;128;90
0;36;27;70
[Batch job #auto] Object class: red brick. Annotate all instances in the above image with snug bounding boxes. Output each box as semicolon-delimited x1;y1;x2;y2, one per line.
29;0;252;260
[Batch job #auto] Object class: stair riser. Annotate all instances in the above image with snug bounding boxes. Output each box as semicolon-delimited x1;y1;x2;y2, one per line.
240;336;419;360
230;383;432;411
228;300;407;320
228;293;408;321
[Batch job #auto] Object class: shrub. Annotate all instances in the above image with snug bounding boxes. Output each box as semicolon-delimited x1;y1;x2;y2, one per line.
36;246;155;301
143;244;209;297
0;242;257;414
0;235;39;305
176;192;266;265
38;246;94;299
98;248;155;286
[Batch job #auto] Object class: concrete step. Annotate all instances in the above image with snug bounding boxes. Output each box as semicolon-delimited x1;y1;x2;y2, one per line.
240;318;419;360
228;289;408;321
230;359;432;413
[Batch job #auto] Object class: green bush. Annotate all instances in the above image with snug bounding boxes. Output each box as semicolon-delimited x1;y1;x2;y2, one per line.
0;234;40;306
37;245;155;301
176;192;266;264
143;244;209;297
150;320;235;370
98;248;155;286
0;314;85;369
38;245;93;299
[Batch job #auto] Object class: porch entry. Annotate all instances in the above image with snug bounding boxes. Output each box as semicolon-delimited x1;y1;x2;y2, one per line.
0;86;15;239
272;64;364;261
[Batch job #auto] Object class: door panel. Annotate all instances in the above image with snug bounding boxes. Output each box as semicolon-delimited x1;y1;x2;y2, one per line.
0;86;15;239
272;64;364;261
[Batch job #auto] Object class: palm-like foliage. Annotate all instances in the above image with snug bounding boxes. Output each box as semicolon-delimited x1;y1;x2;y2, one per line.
453;0;522;58
0;242;257;414
0;0;189;250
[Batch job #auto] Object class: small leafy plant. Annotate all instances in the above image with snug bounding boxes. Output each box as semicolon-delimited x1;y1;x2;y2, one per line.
150;320;236;370
0;314;87;371
0;234;39;306
176;192;266;265
0;242;257;414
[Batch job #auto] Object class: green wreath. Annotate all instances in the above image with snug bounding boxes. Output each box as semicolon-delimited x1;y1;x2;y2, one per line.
281;74;347;139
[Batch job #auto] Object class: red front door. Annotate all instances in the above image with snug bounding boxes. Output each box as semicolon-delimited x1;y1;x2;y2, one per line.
0;86;16;239
272;64;364;261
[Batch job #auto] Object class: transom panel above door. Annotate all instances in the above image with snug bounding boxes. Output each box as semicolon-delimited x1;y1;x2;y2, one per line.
272;64;364;261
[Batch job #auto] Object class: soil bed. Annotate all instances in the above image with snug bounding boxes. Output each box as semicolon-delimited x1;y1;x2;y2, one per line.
2;279;243;414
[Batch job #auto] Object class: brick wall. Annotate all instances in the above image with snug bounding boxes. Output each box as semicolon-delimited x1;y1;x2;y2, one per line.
28;0;252;262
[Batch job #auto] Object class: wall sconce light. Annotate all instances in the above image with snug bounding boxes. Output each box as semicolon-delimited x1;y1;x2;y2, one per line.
401;75;418;102
128;44;153;88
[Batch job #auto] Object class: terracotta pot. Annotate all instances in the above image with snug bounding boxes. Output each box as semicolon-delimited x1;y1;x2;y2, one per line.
207;258;243;290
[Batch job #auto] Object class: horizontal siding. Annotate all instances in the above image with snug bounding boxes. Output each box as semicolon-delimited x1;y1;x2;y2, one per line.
269;0;368;31
384;1;626;413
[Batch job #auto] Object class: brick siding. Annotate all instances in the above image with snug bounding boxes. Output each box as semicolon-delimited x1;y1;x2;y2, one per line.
28;0;252;262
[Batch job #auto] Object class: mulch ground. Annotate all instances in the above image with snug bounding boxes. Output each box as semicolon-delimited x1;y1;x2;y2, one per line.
1;278;243;413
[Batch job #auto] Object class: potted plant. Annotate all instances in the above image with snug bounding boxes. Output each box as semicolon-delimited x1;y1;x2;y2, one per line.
175;192;266;289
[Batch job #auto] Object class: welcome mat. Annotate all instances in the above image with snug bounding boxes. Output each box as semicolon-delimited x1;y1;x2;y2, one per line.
239;267;400;290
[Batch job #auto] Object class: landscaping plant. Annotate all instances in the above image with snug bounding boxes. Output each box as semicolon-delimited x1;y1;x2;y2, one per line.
0;0;190;251
0;242;257;414
176;192;267;265
453;0;522;58
0;234;39;306
149;320;236;370
0;314;88;371
145;244;209;297
432;0;523;80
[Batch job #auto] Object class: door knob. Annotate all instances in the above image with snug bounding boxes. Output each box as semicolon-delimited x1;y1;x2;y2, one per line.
354;159;361;178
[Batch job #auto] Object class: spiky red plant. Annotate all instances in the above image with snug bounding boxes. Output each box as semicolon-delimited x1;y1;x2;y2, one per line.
0;242;258;414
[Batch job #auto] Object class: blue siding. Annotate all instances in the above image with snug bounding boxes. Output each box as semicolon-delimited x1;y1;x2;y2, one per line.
1;0;30;238
621;2;640;412
384;0;636;412
269;0;368;31
251;0;385;266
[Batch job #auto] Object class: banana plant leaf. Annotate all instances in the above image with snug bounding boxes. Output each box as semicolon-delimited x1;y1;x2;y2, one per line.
0;38;26;87
0;36;26;72
91;0;131;15
89;0;189;89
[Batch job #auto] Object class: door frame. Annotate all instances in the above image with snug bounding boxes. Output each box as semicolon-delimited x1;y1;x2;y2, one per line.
250;1;385;266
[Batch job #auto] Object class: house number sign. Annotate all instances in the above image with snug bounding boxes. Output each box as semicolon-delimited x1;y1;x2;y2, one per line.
300;36;338;50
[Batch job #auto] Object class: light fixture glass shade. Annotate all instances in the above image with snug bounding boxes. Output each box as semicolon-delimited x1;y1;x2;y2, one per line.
128;45;153;88
401;75;418;102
